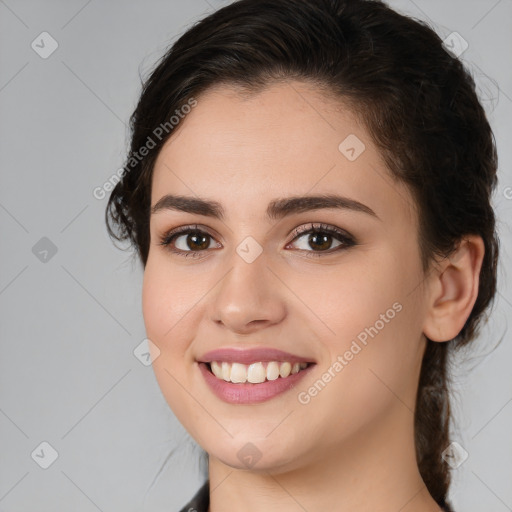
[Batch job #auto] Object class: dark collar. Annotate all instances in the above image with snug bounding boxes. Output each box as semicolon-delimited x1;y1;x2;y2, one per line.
179;480;209;512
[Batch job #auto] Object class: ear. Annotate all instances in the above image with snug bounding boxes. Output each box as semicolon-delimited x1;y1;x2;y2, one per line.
422;235;485;342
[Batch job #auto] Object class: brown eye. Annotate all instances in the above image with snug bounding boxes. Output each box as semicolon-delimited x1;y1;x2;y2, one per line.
176;231;211;251
158;222;356;259
288;223;356;256
158;225;220;258
296;232;339;251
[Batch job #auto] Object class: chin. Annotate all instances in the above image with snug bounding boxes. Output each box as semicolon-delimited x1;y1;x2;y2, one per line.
205;435;309;474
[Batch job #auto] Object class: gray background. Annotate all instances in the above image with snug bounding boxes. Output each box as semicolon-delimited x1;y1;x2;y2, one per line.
1;0;511;511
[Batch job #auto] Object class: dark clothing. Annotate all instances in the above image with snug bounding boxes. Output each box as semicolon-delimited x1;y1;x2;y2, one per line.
179;481;209;512
178;480;455;511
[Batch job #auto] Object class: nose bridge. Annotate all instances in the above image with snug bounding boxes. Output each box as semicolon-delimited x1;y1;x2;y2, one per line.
209;244;286;333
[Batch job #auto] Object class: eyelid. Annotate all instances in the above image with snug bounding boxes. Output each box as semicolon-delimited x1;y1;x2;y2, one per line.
159;223;218;243
288;222;354;243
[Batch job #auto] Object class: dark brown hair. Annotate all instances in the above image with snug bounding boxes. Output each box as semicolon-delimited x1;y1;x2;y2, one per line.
105;0;499;509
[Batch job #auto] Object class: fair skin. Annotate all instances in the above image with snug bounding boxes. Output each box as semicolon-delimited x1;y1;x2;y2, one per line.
142;80;484;512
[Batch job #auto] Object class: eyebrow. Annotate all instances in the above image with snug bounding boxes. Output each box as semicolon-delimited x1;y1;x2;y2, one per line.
151;193;380;222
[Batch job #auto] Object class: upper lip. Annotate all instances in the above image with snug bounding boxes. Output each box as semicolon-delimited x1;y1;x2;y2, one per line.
197;347;316;365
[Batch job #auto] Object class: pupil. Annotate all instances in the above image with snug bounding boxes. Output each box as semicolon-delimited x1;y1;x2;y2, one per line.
189;232;209;250
310;233;331;250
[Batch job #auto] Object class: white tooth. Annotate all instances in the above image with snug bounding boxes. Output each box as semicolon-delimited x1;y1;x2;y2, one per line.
221;362;231;381
266;361;280;381
211;361;223;379
212;361;306;382
247;362;266;383
230;362;247;383
279;361;292;378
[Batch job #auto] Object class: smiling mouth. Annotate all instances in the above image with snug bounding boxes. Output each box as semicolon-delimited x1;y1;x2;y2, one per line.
205;360;312;384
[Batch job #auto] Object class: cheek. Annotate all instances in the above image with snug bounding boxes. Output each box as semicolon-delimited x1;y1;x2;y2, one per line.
289;250;410;346
141;258;201;410
141;266;170;348
295;305;422;445
141;254;201;349
294;249;424;414
142;258;197;416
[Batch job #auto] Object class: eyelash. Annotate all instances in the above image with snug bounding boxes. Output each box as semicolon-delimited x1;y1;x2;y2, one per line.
157;222;357;259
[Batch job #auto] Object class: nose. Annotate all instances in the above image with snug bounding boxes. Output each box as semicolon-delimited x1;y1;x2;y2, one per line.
209;250;287;335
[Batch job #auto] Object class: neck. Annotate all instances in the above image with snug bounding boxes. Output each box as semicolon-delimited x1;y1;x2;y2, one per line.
208;403;443;512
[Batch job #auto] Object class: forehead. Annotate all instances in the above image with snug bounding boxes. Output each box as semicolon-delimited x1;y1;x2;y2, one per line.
151;81;417;226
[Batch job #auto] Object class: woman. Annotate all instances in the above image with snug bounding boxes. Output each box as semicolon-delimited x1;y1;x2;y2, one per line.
105;0;499;510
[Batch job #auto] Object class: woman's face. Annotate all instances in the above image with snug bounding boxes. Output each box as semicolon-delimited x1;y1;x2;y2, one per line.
143;81;429;472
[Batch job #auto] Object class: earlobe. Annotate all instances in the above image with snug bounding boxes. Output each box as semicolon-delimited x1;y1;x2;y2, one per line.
422;235;485;342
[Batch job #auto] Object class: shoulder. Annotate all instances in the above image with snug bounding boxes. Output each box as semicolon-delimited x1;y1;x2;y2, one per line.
178;480;209;512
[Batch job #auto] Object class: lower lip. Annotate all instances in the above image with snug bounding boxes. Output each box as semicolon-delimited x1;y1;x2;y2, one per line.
198;362;315;404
